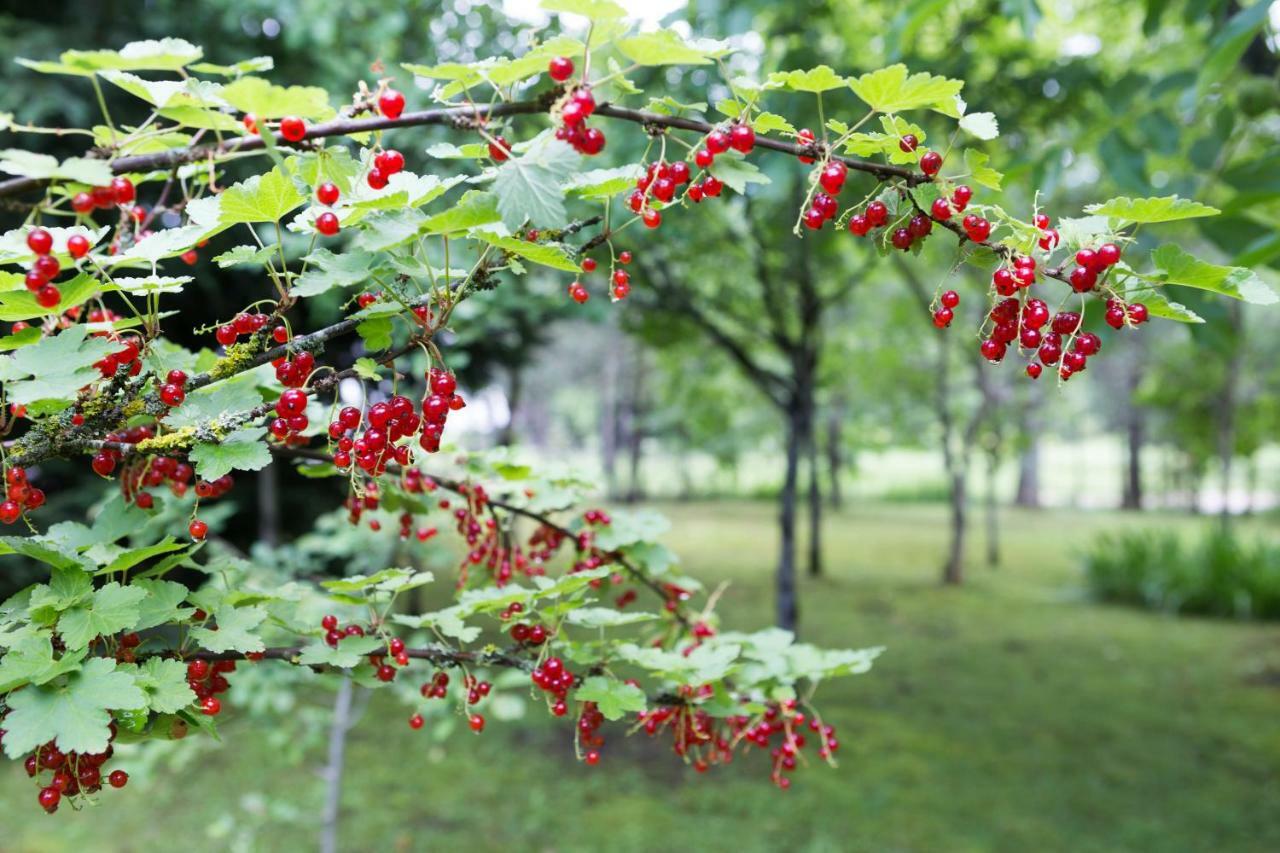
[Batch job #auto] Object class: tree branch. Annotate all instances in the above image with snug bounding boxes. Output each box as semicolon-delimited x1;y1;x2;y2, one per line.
0;98;928;200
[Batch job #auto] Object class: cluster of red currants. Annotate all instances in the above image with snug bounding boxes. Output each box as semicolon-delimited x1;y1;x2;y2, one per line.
725;700;839;789
577;701;607;766
4;730;129;814
313;181;342;236
22;227;78;309
320;613;372;649
186;656;236;717
214;310;275;347
116;452;195;511
569;249;633;303
366;147;406;190
549;58;606;155
69;176;135;216
529;655;576;718
0;466;44;525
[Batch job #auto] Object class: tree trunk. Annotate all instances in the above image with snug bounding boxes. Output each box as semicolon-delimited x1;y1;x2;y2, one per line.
1122;411;1146;509
806;420;823;578
600;346;620;500
496;365;523;447
624;348;647;503
256;462;280;547
1013;381;1040;508
320;678;355;853
825;394;846;509
944;469;966;585
776;409;803;631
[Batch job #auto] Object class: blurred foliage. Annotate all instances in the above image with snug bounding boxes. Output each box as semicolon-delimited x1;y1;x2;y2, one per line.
1084;526;1280;619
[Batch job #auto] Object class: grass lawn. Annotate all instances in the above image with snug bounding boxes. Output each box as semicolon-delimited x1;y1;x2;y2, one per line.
4;501;1279;852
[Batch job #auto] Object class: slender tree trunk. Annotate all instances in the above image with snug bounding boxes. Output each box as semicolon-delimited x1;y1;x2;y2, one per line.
320;678;355;853
1122;412;1146;509
985;448;1000;568
806;417;823;578
776;408;803;630
496;365;523;446
944;468;966;585
256;463;280;547
624;348;647;503
825;394;846;510
600;346;620;499
1013;381;1040;508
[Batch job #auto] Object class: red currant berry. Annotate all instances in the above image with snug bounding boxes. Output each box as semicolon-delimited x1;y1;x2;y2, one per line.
316;212;340;236
378;89;406;119
160;383;185;407
111;177;136;204
280;116;306;142
920;151;943;175
941;290;960;308
899;133;919;152
316;182;340;205
548;56;574;82
26;228;53;255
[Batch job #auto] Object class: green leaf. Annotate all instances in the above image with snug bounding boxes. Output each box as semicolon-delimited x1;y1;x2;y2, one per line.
297;634;382;668
131;579;195;630
322;568;434;594
1198;0;1271;92
751;111;796;135
220;167;306;224
492;133;580;229
189;428;272;481
189;57;274;77
62;38;202;72
0;325;41;352
540;0;627;20
565;165;644;200
706;151;770;195
102;537;186;575
1150;244;1277;305
616;30;718;66
574;675;646;720
212;244;277;268
563;607;657;628
0;325;115;405
958;111;999;140
352;357;382;380
471;231;581;272
100;71;225;110
113;274;192;295
404;36;585;98
592;509;671;551
1084;196;1220;224
0;272;101;321
850;64;964;116
0;633;85;693
963;149;1003;191
352;207;427;253
0;149;114;185
421;190;502;235
165;373;263;429
357;316;394;350
1;658;147;758
57;582;147;649
221;76;334;120
188;606;267;654
122;658;197;713
1120;286;1204;323
426;141;490;160
291;248;381;297
767;65;848;93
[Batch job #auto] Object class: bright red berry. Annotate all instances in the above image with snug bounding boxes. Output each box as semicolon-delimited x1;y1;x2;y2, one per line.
316;212;340;236
280;117;306;142
316;182;340;205
920;151;943;175
548;56;574;82
379;89;406;119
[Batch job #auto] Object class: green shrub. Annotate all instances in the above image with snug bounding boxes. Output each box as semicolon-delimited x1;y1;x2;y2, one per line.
1083;528;1280;620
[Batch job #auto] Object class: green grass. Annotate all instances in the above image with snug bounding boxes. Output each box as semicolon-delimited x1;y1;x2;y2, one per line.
5;502;1280;852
